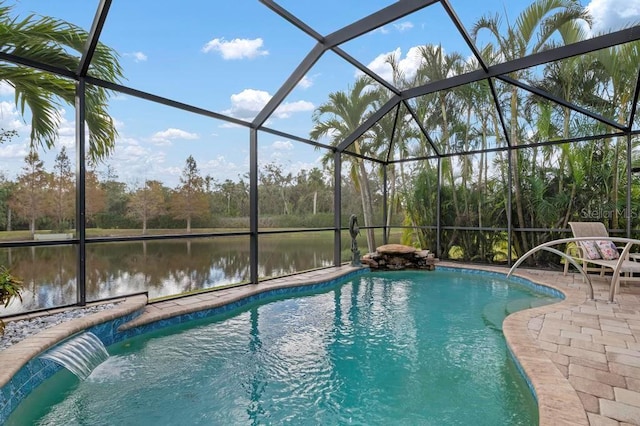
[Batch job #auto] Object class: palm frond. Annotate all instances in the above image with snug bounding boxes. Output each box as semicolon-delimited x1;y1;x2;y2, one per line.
0;2;123;162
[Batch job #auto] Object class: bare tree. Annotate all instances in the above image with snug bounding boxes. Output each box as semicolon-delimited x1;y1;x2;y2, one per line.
128;180;166;234
48;147;74;230
85;169;106;227
9;151;50;237
169;156;209;232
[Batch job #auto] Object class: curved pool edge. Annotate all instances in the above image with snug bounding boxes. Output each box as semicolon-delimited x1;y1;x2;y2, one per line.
118;265;367;332
0;264;592;425
0;294;148;421
0;265;366;422
439;262;589;425
0;294;148;388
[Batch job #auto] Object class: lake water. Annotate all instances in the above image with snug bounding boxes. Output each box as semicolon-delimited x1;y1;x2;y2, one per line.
1;233;355;314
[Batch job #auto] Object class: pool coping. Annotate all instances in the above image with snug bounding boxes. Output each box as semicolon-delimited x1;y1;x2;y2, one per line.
0;263;606;424
441;263;590;425
0;294;148;389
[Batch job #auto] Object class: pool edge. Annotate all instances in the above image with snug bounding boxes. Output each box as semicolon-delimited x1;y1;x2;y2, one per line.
0;265;366;422
439;263;589;425
0;264;590;425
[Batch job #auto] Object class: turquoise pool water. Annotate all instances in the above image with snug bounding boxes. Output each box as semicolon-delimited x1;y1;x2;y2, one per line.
7;270;558;425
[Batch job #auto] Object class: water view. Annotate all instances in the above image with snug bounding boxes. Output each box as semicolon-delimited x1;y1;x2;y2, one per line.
0;233;357;315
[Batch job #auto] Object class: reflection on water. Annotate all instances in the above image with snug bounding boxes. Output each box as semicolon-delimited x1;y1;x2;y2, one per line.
7;272;540;425
0;235;335;315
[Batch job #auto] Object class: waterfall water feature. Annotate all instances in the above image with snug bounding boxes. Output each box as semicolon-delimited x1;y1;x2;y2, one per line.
40;332;109;380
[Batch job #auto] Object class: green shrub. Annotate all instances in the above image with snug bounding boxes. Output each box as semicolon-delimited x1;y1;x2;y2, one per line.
0;266;23;335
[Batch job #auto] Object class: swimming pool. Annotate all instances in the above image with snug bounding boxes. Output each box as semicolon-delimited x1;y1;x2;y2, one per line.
5;269;559;425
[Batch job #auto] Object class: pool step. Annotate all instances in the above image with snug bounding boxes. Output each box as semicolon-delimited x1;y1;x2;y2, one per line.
482;301;508;331
505;298;533;315
483;297;559;331
529;297;558;308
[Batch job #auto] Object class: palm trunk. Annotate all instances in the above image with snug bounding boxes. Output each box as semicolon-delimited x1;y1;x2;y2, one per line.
313;191;317;215
281;188;289;215
478;117;488;228
440;95;459;216
462;104;472;218
510;87;529;255
561;107;573;229
353;140;377;253
611;103;629;230
386;165;396;241
357;160;376;253
440;95;461;252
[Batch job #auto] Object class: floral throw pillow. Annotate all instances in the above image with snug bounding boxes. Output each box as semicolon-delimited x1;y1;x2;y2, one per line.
596;240;619;260
579;240;601;260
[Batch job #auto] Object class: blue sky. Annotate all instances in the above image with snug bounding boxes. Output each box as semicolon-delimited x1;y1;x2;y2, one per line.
0;0;639;188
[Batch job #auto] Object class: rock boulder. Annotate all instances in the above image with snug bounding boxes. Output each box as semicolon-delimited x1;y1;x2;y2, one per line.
361;244;438;271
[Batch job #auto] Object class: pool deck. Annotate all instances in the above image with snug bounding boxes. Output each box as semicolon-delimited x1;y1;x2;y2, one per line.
3;263;640;425
463;262;640;426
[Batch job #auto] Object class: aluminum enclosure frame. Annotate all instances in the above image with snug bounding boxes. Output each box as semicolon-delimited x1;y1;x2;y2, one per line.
0;1;638;312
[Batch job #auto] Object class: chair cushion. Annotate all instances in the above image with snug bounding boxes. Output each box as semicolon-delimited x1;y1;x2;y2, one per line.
596;240;619;260
579;240;601;259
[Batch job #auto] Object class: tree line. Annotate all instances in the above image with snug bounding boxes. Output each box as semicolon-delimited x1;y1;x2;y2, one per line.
0;147;376;237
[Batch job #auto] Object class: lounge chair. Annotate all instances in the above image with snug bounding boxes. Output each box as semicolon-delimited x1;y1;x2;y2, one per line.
562;221;640;299
510;229;640;301
563;221;616;276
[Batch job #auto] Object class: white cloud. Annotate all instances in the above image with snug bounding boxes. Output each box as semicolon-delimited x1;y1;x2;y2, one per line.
0;101;27;132
272;140;293;151
165;166;182;179
364;46;424;82
395;46;425;79
0;104;77;152
125;51;148;62
202;37;268;60
105;137;168;184
201;155;245;181
219;121;244;129
394;21;414;32
273;100;314;119
289;159;324;176
365;50;397;82
297;75;314;89
151;128;199;146
371;21;412;35
224;89;314;121
111;93;128;101
55;110;75;150
587;0;640;34
0;143;28;160
225;89;271;120
0;81;13;96
372;26;390;35
113;118;126;130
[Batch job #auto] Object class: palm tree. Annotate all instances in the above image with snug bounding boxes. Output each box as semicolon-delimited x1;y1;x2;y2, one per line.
590;41;640;229
0;3;123;163
310;75;383;253
413;45;467;254
472;0;590;255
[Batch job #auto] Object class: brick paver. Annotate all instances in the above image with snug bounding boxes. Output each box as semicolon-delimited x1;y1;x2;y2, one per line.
495;264;640;425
